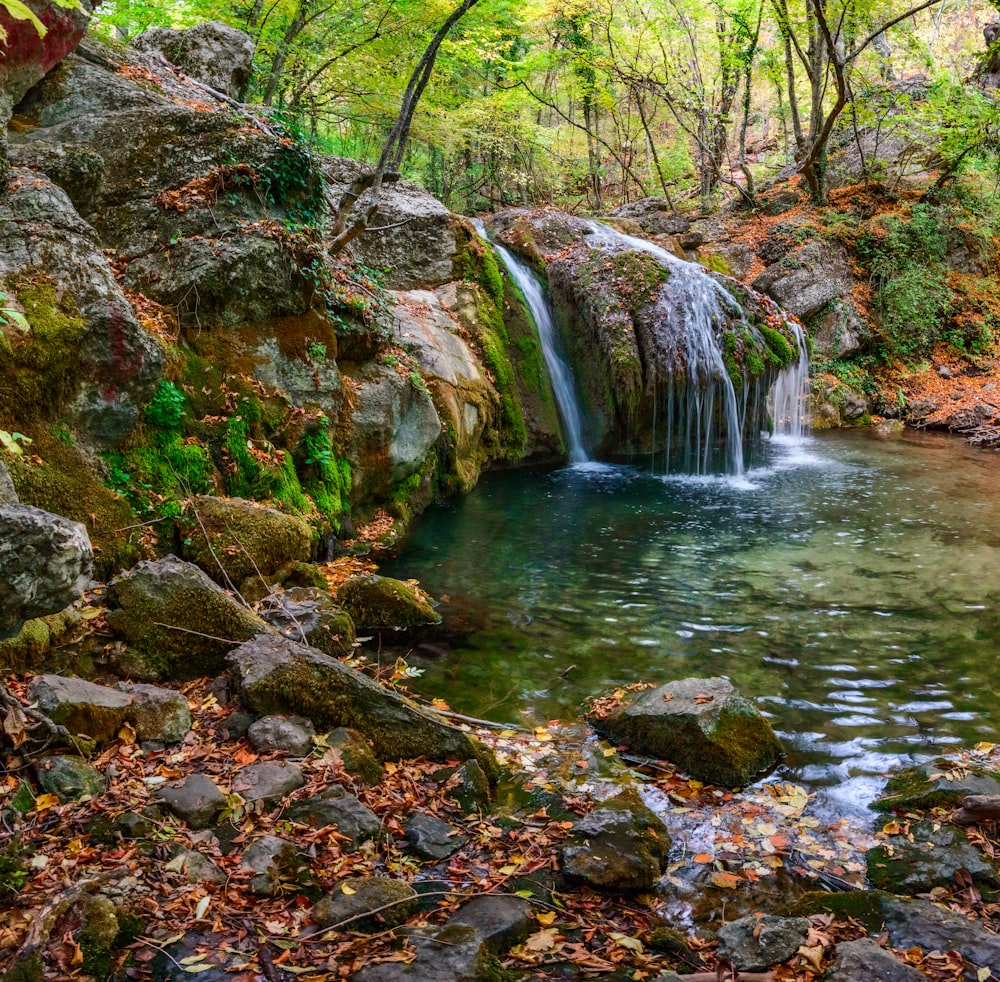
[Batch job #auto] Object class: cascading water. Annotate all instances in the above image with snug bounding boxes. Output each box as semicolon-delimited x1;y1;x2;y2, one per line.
471;219;590;463
583;221;809;474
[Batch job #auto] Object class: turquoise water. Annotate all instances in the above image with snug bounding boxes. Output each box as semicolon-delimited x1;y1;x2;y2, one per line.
384;430;1000;801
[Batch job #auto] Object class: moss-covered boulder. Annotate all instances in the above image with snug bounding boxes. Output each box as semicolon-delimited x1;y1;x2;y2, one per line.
35;755;106;802
336;574;440;630
258;587;355;657
872;762;1000;813
589;677;782;788
106;554;270;679
227;633;493;769
559;788;671;892
0;607;81;671
179;495;313;588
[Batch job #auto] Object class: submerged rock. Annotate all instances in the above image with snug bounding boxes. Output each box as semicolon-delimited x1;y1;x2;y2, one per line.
106;555;270;679
559;788;671;892
589;677;782;787
0;504;92;638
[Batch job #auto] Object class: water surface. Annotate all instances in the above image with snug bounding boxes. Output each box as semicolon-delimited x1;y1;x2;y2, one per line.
384;430;1000;804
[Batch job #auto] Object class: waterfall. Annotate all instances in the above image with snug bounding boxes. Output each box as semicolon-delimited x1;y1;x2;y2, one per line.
471;220;590;463
583;221;809;474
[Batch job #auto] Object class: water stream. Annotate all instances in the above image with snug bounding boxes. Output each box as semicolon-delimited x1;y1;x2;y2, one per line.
384;429;1000;813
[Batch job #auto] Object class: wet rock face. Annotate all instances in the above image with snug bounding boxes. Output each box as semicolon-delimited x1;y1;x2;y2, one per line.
131;22;254;99
0;504;92;638
590;677;783;788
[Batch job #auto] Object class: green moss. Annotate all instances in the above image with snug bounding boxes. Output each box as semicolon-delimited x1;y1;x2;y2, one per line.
702;252;730;275
780;890;893;932
759;324;795;367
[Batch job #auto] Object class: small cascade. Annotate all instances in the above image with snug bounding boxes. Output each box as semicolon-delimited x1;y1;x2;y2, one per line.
471;219;590;463
583;221;809;473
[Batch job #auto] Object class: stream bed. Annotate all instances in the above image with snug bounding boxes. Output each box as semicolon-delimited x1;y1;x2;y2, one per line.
384;429;1000;817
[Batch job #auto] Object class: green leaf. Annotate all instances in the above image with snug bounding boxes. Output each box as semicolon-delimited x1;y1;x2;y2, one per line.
1;309;28;330
0;430;24;456
0;0;48;37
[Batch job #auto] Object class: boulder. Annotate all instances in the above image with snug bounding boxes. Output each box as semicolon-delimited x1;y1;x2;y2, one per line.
607;199;691;236
248;715;316;756
716;915;810;972
35;754;105;801
179;496;313;588
873;762;1000;813
751;240;853;322
106;555;270;679
810;298;867;361
0;170;163;443
336;575;440;630
230;761;304;809
28;674;131;746
228;634;488;766
448;896;532;952
131;22;255;99
0;504;92;638
0;607;81;671
590;677;782;787
114;682;192;743
559;788;671;892
285;785;380;845
258;588;355;657
435;760;491;812
155;774;227;830
866;823;1000;896
313;877;417;932
824;938;922;982
404;813;467;861
239;835;302;896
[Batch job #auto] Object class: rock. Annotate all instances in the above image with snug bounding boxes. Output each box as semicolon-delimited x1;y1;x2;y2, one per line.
608;199;691;236
716;914;810;972
106;555;270;679
239;835;301;896
448;896;532;952
35;754;105;801
114;682;191;743
155;774;226;829
28;674;130;746
436;760;491;812
258;588;355;657
559;788;671;892
824;937;922;982
131;22;254;99
810;299;868;361
0;461;17;504
179;496;313;588
589;677;782;787
336;575;441;630
0;170;163;443
247;715;316;756
324;727;383;785
228;634;490;767
351;924;504;982
866;823;1000;896
231;761;304;809
0;608;82;671
873;762;1000;813
75;893;121;976
164;848;227;886
314;876;417;932
404;813;467;861
285;785;381;846
752;240;853;322
0;504;92;638
344;363;442;501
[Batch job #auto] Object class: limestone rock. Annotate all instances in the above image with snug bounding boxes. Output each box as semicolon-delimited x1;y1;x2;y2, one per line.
179;496;313;588
35;754;105;801
404;813;467;861
155;774;226;829
716;915;810;972
435;760;491;812
228;634;489;767
0;504;92;638
608;199;691;236
248;715;316;756
324;727;383;785
114;682;192;743
131;22;254;99
240;835;302;896
752;240;853;322
314;877;417;932
590;677;782;787
810;298;868;361
258;588;355;657
106;555;270;679
336;575;440;630
824;938;922;982
559;788;671;892
285;785;380;846
230;761;304;809
28;674;131;746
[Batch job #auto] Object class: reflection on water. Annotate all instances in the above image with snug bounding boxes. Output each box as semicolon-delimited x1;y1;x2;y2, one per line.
383;430;1000;799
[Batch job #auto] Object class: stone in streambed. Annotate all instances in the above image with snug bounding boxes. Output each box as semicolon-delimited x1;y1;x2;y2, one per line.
258;587;355;656
285;785;380;846
824;938;923;982
323;727;383;786
872;761;1000;813
589;676;782;787
240;835;302;896
336;574;440;630
404;812;467;861
716;914;810;972
164;848;227;886
314;877;417;932
230;761;304;809
448;896;532;952
350;924;503;982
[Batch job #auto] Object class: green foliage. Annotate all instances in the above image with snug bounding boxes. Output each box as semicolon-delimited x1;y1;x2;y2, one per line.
300;428;351;529
145;380;186;430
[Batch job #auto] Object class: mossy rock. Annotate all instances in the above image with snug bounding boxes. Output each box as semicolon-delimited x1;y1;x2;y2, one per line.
872;762;1000;813
36;755;106;802
324;727;383;786
313;877;417;933
179;495;313;587
336;574;441;630
589;677;782;788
